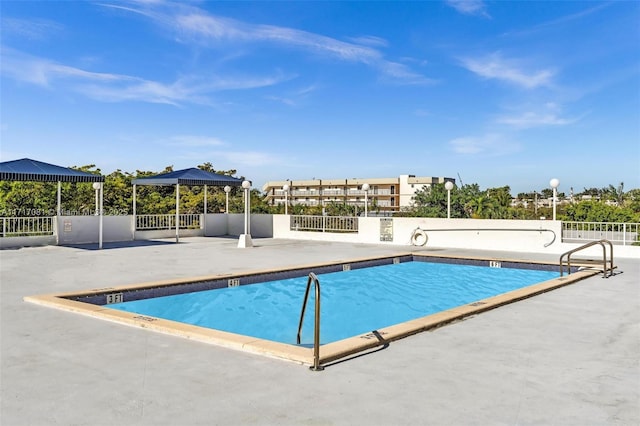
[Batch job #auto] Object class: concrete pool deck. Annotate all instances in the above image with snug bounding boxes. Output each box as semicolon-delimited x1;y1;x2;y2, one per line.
1;237;638;425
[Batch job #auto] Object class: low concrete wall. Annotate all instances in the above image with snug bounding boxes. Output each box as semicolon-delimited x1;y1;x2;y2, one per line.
273;216;559;250
0;235;57;249
273;215;640;258
204;214;229;236
58;216;134;245
226;214;274;237
3;214;636;258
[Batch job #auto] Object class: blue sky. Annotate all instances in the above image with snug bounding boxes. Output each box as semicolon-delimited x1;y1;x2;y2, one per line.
1;0;639;195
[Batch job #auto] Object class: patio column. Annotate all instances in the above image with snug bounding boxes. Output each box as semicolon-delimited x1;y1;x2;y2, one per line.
99;182;103;249
200;185;207;237
57;181;61;216
56;181;61;245
175;184;180;243
132;184;136;240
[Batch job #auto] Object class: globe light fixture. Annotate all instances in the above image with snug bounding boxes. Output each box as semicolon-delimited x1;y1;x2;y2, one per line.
223;185;231;214
92;182;101;216
283;184;290;215
238;180;253;248
92;181;103;249
550;178;560;221
445;181;454;219
362;183;370;217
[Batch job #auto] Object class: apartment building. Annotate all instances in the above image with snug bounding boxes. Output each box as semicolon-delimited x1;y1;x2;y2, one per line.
262;174;455;213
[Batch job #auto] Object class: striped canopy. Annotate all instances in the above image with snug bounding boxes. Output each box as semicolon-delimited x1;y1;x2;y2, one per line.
132;168;243;186
0;158;104;182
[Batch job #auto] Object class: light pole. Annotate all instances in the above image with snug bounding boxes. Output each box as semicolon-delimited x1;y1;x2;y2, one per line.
224;186;231;214
445;181;454;219
93;182;100;215
92;182;103;249
283;184;290;215
550;178;560;220
238;180;253;248
362;183;370;217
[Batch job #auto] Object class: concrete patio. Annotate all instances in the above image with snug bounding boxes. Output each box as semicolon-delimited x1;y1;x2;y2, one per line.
1;237;638;425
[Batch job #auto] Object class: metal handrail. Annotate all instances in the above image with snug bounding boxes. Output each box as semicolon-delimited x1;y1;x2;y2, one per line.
413;228;557;247
297;272;323;371
559;239;614;278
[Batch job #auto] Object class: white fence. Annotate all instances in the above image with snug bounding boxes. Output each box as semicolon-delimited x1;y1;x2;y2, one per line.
1;217;54;237
135;214;202;230
289;215;358;233
562;221;639;245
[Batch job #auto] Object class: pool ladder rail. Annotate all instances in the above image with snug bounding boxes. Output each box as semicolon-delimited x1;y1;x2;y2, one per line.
297;272;324;371
559;239;615;278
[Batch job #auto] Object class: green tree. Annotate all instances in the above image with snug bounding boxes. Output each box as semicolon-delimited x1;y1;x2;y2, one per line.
466;195;496;219
561;201;638;223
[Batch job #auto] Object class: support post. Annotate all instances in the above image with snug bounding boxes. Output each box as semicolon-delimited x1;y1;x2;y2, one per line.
99;182;103;249
203;184;208;233
175;184;180;243
132;184;136;240
237;181;253;248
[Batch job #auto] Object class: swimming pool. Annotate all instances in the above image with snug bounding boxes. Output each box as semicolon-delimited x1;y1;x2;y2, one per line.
25;253;598;367
108;261;560;345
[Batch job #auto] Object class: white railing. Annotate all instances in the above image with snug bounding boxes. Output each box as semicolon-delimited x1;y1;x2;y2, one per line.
1;217;55;237
289;215;358;233
136;214;202;231
562;221;639;246
291;190;320;196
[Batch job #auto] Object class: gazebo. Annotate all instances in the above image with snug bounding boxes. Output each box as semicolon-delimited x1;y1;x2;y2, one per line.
131;168;243;242
0;158;106;247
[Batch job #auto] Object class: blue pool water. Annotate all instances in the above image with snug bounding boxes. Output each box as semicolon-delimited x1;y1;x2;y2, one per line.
109;262;559;345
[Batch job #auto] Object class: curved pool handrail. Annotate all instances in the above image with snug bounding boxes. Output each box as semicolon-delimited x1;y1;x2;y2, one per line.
412;228;557;247
297;272;323;371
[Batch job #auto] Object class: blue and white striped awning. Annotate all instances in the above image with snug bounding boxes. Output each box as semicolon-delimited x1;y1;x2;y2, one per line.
132;168;243;186
0;158;104;183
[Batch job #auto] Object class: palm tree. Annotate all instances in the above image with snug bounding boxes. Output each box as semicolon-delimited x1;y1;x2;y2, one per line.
466;195;495;219
606;182;625;205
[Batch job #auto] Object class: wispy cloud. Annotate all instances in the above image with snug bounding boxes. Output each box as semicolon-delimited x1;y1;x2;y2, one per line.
102;1;431;85
497;111;579;129
460;52;555;89
1;47;290;105
164;135;226;147
1;47;126;86
1;17;64;40
445;0;491;18
496;102;583;129
179;149;283;168
519;2;612;35
449;133;522;155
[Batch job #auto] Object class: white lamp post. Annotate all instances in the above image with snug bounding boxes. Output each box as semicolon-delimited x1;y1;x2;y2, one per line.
92;182;103;249
93;182;100;215
238;180;253;248
362;183;370;217
283;184;290;215
445;181;454;219
224;186;231;214
550;178;560;221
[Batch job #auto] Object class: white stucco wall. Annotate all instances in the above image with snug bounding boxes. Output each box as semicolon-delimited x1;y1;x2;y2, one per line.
3;214;637;258
273;215;639;258
57;216;134;244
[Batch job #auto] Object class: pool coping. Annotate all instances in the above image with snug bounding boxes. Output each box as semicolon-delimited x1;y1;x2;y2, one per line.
23;252;601;367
